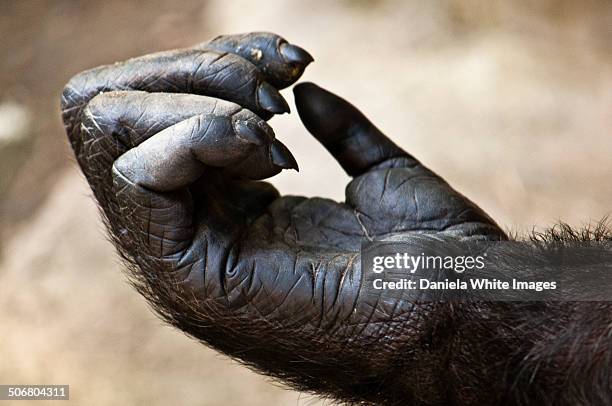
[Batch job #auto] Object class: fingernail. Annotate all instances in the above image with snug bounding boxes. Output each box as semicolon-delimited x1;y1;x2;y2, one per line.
270;140;299;171
258;82;290;114
234;120;270;146
279;43;314;65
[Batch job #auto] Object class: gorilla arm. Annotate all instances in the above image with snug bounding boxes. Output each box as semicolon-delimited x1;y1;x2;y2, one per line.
61;33;611;406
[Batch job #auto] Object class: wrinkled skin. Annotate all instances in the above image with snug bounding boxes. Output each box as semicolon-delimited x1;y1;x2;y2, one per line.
61;33;611;405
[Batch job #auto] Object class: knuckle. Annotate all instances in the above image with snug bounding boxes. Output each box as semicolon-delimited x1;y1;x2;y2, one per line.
82;93;122;134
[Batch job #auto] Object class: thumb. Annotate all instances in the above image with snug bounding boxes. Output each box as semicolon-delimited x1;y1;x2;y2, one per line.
293;82;409;176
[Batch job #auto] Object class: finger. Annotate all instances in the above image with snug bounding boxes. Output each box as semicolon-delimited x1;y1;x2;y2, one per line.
224;138;299;180
294;83;505;239
78;91;240;180
114;114;297;191
61;47;289;139
293;82;412;177
111;108;293;259
78;92;296;198
112;169;195;260
201;32;313;89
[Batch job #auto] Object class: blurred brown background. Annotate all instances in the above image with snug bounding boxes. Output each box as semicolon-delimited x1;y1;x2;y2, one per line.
0;0;610;405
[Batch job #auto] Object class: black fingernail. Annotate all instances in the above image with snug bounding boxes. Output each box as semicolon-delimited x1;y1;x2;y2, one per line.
234;120;269;146
279;43;314;65
258;82;290;114
270;140;299;171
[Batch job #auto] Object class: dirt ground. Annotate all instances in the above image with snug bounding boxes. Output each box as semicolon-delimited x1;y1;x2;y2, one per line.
0;1;610;405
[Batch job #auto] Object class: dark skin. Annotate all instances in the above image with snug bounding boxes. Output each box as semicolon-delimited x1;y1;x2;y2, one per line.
61;32;610;405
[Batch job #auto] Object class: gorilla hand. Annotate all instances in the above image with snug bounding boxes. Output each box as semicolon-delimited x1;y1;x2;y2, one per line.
61;32;515;405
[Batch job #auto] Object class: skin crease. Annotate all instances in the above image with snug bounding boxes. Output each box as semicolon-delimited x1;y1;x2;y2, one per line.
61;32;611;406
